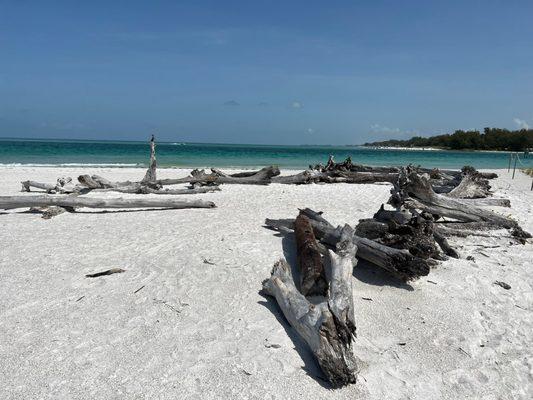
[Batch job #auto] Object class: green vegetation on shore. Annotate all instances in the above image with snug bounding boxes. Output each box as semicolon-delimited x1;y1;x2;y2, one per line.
364;128;533;151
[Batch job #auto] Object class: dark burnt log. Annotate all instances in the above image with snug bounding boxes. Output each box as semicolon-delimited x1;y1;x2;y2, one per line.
359;205;445;261
355;219;389;240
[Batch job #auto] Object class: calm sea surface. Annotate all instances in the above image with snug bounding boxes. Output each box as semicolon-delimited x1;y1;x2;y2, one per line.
0;139;531;169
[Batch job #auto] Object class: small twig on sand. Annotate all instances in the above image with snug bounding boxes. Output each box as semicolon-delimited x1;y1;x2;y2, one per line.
493;281;511;290
133;285;145;294
85;268;125;278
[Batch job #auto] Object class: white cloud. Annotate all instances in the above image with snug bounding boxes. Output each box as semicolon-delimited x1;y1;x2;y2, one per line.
513;118;530;130
307;128;314;135
370;124;402;135
291;101;302;109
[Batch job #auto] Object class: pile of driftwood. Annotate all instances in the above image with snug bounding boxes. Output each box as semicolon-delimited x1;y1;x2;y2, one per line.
0;136;217;217
165;154;500;197
263;166;530;387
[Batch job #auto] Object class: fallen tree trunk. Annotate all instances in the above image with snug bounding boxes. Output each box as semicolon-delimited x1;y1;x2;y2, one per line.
21;180;58;192
0;195;216;210
262;226;359;386
92;185;220;195
295;213;328;296
455;198;510;208
157;166;280;186
21;177;80;194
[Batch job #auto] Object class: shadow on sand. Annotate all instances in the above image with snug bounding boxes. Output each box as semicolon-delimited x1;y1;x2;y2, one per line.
353;259;414;291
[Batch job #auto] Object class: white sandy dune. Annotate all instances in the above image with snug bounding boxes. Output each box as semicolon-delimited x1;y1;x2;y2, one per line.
0;166;532;400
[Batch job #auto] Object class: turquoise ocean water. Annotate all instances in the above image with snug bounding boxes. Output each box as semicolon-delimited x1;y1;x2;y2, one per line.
0;138;531;170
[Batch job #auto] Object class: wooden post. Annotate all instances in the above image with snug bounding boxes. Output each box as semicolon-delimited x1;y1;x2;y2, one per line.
512;154;518;179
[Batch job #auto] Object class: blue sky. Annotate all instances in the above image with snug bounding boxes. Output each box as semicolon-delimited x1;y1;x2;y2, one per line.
1;0;532;144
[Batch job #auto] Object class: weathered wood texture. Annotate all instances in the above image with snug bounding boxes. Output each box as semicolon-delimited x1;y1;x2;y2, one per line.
0;195;216;210
157;166;280;185
262;226;359;386
447;168;492;199
142;134;157;184
401;172;529;236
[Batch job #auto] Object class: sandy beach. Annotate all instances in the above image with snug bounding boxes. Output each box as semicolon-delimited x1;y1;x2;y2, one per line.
0;166;532;400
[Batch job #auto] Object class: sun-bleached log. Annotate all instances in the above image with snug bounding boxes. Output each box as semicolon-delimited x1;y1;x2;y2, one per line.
447;169;492;199
0;195;215;210
294;213;328;296
142;134;157;184
21;180;57;192
270;170;398;185
92;186;221;195
455;198;511;208
262;239;359;386
327;225;358;343
156;166;280;186
21;177;78;194
271;170;316;184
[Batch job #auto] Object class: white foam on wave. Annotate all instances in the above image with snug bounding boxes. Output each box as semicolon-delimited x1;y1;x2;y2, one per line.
0;162;145;167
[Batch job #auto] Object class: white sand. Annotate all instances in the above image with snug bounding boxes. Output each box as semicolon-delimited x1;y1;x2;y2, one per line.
0;166;532;400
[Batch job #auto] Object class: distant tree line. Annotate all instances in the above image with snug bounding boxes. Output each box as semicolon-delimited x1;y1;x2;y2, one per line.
364;128;533;151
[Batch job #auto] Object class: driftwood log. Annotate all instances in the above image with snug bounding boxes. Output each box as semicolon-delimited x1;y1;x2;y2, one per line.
263;224;359;386
0;195;215;210
156;166;280;186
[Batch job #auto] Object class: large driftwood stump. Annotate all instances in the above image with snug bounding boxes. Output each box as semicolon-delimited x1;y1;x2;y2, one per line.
142;134;157;184
265;208;431;281
263;224;359;386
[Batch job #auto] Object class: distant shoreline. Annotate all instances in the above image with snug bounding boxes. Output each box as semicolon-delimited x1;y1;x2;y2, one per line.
362;145;515;153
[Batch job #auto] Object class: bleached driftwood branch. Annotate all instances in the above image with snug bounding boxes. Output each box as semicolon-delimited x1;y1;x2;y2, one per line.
0;195;215;210
262;224;359;386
